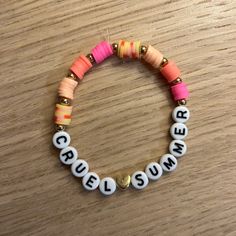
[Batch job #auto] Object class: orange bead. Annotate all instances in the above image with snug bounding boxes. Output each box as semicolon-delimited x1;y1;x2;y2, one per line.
70;55;92;80
160;61;181;83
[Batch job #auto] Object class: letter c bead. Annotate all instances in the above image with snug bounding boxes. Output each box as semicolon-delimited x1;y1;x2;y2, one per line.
53;131;71;149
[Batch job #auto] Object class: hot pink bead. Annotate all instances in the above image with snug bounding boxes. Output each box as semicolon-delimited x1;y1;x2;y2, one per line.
171;82;189;101
91;41;113;64
160;61;181;83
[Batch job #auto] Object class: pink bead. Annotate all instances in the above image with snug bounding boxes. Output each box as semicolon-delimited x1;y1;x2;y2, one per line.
91;41;113;64
160;61;181;83
171;82;189;101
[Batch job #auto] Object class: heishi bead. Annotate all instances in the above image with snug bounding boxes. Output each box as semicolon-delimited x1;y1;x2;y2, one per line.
117;40;141;59
71;159;89;178
160;60;181;83
58;77;78;100
91;41;113;64
160;154;178;172
170;123;188;140
70;55;92;80
143;45;164;68
131;171;149;190
169;140;187;158
54;104;72;126
82;172;100;191
145;162;163;181
53;131;71;149
99;177;116;196
59;146;78;165
171;82;189;101
172;106;190;123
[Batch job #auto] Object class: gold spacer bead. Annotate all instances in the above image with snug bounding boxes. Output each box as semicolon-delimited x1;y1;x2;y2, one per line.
116;175;131;190
68;72;77;80
86;53;95;64
178;99;187;106
58;96;72;106
159;57;168;68
140;45;148;56
172;77;182;85
112;43;118;54
55;124;66;131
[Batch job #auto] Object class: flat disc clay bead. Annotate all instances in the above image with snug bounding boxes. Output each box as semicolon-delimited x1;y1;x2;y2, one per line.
82;172;100;191
169;140;187;158
143;45;163;68
160;60;181;83
131;171;149;190
171;82;189;101
99;177;116;196
170;123;188;140
160;154;178;172
53;131;71;149
145;162;163;181
71;159;89;178
59;146;78;165
172;106;190;123
70;55;92;80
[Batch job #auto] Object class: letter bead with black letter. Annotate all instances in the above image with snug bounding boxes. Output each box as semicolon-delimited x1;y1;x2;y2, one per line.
99;177;116;196
59;146;78;165
71;159;89;177
170;123;188;140
160;154;177;172
169;140;187;157
53;131;71;149
145;162;163;181
131;171;149;190
82;172;100;191
172;106;190;123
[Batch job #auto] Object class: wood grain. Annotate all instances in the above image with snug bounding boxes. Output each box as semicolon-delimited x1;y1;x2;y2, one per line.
0;0;236;235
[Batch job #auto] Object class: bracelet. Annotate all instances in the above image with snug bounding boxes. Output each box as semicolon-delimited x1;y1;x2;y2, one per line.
52;40;190;196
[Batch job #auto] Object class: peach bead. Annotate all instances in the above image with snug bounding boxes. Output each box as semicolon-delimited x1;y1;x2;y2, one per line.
143;45;163;68
160;61;181;83
58;77;78;100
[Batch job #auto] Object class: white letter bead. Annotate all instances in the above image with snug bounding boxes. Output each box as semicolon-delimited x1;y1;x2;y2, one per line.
99;177;116;196
53;131;71;149
160;154;178;172
169;140;187;157
82;172;100;191
60;146;78;165
131;171;149;190
172;106;190;123
170;123;188;140
145;162;163;181
71;159;89;178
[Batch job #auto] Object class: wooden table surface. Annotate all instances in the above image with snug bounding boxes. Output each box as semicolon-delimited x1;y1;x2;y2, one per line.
1;1;236;235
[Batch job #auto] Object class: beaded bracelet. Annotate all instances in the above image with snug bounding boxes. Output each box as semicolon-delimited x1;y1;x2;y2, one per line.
52;40;190;196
